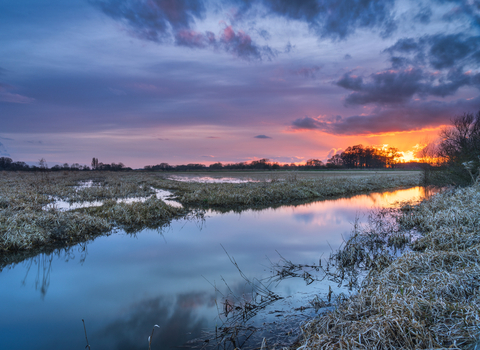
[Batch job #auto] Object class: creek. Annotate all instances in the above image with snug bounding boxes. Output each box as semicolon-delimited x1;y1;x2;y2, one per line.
0;186;434;350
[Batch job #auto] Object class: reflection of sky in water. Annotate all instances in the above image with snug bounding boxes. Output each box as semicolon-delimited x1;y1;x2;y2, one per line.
167;175;259;183
0;187;433;350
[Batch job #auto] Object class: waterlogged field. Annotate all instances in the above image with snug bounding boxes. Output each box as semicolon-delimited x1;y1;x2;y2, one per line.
0;170;422;254
0;183;432;350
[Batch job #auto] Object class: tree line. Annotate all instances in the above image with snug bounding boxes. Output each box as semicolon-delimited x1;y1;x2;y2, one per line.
2;111;478;178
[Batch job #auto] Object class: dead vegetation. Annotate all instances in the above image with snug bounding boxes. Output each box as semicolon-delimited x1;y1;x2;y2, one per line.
163;172;422;210
297;182;480;349
0;171;184;252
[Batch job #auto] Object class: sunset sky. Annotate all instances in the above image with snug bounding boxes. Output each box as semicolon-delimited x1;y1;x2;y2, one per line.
1;0;479;167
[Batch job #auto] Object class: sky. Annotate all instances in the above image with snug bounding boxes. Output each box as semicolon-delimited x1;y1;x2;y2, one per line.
0;0;479;168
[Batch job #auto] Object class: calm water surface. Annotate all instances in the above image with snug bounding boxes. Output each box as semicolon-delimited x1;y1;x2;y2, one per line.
0;187;432;350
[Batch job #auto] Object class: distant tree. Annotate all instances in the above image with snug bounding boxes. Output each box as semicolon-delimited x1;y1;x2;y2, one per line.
91;158;99;170
38;158;48;170
0;157;13;170
306;159;324;168
209;162;223;169
327;154;343;168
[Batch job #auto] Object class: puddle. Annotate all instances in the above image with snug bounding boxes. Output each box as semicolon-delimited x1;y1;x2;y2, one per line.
167;175;260;183
44;188;182;211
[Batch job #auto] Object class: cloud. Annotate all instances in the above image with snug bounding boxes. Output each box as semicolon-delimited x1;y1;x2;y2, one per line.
438;0;480;29
336;68;480;106
206;136;220;139
254;134;271;139
0;67;6;76
290;96;480;135
344;54;352;60
386;34;480;70
157;138;169;140
291;116;323;130
90;0;206;42
201;155;214;158
0;142;10;157
233;0;397;39
414;6;432;24
91;0;273;60
0;83;35;104
292;65;321;78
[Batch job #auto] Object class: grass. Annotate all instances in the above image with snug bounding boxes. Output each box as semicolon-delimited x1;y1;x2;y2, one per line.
297;181;480;349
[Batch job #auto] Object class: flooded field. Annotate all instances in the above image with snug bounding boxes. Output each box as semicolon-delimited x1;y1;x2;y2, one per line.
0;186;433;350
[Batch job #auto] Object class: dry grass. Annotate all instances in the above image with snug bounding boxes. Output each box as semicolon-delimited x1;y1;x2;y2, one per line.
297;182;480;349
0;171;184;252
162;172;422;210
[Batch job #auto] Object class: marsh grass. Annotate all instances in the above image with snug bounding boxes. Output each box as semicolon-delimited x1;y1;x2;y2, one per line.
297;182;480;349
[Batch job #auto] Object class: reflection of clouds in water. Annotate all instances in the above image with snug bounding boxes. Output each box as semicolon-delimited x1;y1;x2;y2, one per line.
293;213;315;224
95;292;214;350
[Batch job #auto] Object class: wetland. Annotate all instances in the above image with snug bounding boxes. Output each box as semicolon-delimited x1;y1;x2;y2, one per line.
3;170;478;349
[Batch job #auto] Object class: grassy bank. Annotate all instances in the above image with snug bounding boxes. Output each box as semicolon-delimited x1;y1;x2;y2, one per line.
161;171;422;210
298;182;480;349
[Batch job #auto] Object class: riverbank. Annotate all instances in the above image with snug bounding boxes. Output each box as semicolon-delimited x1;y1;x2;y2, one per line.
298;182;480;349
0;171;421;252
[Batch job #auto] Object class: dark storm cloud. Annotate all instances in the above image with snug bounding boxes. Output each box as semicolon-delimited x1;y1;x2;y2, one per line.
234;0;397;39
291;96;480;135
254;134;271;138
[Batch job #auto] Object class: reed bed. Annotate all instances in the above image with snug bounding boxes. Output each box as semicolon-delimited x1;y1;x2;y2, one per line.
297;182;480;349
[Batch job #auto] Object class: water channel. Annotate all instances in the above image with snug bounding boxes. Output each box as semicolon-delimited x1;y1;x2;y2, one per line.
0;186;434;350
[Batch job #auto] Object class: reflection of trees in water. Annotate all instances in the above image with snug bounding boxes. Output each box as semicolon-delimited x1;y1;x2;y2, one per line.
94;292;214;350
20;243;89;298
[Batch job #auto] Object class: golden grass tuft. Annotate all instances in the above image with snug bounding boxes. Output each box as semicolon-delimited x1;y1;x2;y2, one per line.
298;182;480;349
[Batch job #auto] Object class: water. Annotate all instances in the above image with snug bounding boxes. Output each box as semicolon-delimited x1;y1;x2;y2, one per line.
0;187;433;350
44;188;182;211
